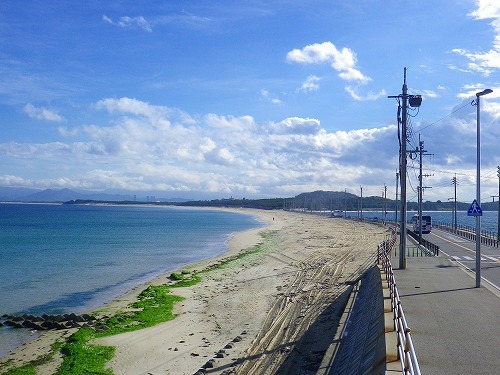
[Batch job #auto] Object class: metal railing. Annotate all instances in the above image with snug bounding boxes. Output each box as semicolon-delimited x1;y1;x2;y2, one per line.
378;233;421;375
407;229;440;255
434;222;499;247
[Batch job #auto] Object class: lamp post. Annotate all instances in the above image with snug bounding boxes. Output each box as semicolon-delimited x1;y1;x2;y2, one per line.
475;88;492;288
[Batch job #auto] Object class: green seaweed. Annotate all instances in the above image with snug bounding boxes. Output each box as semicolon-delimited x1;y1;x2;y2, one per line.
3;230;276;375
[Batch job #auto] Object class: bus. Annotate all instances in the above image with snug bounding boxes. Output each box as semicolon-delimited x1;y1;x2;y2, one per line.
412;214;432;234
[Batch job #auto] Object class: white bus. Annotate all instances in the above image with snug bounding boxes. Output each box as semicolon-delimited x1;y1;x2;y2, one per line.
412;214;432;234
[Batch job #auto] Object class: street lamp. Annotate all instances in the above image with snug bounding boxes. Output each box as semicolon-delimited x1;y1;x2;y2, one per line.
475;88;492;288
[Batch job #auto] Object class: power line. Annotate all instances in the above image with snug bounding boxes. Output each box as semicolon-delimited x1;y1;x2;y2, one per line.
414;101;472;133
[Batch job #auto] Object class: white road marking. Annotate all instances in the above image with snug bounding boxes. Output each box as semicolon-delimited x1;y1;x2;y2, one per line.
483;255;498;261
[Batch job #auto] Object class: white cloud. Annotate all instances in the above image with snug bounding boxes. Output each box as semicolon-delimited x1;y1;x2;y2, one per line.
469;0;500;19
286;41;371;83
23;103;64;122
102;15;152;32
260;89;282;104
1;97;402;197
58;126;79;137
299;75;321;92
274;117;321;135
8;97;498;201
456;84;500;99
345;87;387;101
452;1;500;74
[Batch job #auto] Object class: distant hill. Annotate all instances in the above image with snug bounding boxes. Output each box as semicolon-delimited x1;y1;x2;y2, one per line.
0;187;41;201
0;187;189;203
21;188;88;202
290;190;499;212
1;187;498;211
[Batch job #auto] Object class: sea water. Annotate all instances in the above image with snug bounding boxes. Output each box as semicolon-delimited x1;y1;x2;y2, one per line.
0;203;262;357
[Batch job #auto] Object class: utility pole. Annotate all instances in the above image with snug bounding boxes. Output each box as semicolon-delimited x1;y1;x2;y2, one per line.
388;68;422;269
360;186;363;220
452;174;458;230
416;136;432;243
418;138;424;242
395;171;399;231
448;198;454;228
383;184;387;225
344;189;347;218
401;74;408;270
498;166;500;241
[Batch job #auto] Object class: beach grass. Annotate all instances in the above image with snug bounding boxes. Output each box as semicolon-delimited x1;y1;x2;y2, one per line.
2;231;274;374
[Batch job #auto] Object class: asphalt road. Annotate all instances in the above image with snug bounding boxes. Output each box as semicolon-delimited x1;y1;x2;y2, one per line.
423;228;500;289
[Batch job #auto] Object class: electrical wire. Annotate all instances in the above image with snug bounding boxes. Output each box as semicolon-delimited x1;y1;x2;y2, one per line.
414;101;473;133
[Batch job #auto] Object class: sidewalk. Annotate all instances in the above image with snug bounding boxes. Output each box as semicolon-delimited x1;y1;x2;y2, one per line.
391;254;500;374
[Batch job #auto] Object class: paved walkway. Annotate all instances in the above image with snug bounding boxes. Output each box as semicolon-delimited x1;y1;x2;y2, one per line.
391;253;500;374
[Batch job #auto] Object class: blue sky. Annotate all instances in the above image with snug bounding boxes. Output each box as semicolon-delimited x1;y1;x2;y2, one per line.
0;0;499;202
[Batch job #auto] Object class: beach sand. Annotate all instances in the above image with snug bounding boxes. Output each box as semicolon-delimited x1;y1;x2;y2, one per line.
1;208;390;374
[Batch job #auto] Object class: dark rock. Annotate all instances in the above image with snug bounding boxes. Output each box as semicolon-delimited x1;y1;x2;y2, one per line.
11;316;24;322
21;320;35;329
7;321;24;328
203;360;215;369
22;321;43;330
51;315;65;322
81;314;95;321
41;321;64;330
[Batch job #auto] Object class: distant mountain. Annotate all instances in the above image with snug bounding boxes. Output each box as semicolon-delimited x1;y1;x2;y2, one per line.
20;188;88;202
0;187;189;203
20;188;138;202
0;187;42;201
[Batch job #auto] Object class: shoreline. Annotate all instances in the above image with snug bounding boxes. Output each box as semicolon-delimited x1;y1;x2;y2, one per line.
0;207;276;370
1;209;389;374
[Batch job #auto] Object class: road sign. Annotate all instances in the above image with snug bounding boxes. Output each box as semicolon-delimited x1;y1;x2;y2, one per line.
467;199;483;216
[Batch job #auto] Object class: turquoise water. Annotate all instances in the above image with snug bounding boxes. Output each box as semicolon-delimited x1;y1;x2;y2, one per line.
0;203;262;357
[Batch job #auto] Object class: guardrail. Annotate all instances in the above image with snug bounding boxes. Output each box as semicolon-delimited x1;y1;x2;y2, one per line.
433;223;499;247
407;230;440;255
378;233;421;375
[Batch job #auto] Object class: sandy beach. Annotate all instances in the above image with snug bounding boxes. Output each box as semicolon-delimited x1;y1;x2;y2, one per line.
1;208;390;374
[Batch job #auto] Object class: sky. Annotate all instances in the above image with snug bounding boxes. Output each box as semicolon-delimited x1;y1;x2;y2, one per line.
0;0;499;203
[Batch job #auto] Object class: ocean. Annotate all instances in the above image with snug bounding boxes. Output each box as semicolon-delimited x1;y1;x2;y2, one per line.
0;203;263;357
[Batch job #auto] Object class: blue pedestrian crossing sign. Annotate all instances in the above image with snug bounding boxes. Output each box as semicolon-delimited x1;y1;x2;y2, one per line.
467;199;483;216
